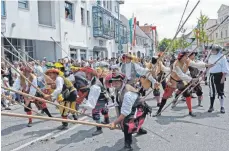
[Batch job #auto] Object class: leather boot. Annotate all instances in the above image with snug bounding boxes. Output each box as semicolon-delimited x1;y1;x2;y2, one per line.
137;128;147;135
189;112;196;117
92;127;103;136
101;118;110;124
123;140;133;151
58;122;68;130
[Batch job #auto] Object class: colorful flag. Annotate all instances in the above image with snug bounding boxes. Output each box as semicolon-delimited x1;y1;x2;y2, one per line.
129;18;133;45
133;17;136;46
129;14;136;47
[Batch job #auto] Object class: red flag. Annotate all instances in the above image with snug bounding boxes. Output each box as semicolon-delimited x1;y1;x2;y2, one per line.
133;17;137;46
152;26;156;30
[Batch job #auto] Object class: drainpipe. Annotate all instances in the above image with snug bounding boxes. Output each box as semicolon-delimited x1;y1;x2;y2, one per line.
85;1;88;60
117;1;121;56
58;1;63;60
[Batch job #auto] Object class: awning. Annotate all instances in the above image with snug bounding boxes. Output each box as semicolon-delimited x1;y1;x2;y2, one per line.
69;41;88;49
93;46;107;52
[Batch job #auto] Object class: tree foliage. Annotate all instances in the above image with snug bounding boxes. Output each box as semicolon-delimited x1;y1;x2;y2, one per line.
159;38;192;52
158;38;172;51
194;13;213;45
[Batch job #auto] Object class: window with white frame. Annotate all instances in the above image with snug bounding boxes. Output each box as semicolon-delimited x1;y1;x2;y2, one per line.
1;0;6;17
226;30;228;37
87;10;90;26
221;31;223;38
81;8;85;25
107;1;109;10
103;1;106;8
38;1;54;26
110;1;112;11
65;1;73;20
18;0;29;9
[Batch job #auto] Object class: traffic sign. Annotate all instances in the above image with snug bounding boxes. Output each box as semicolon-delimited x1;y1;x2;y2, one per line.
118;44;123;50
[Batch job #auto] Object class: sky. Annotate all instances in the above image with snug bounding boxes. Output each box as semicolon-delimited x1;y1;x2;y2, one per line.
120;0;229;40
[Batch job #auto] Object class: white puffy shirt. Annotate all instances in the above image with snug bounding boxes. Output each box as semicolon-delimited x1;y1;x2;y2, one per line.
51;76;64;100
173;60;206;83
121;91;138;116
207;53;229;75
13;76;38;96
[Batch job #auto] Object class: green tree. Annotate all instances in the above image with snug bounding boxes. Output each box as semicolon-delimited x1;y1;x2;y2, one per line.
194;12;213;46
158;38;172;51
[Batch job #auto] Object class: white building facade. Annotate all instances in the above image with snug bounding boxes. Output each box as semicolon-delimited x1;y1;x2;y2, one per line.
1;0;125;62
215;4;229;48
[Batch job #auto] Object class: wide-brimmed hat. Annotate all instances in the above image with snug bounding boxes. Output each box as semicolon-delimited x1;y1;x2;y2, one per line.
188;51;198;57
80;67;97;76
45;68;60;75
122;54;132;60
178;51;189;60
211;44;223;52
108;73;125;83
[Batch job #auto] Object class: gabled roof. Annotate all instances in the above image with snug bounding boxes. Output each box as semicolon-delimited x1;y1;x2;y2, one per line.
217;4;229;13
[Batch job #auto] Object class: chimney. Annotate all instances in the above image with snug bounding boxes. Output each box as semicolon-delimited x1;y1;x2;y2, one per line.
137;21;139;26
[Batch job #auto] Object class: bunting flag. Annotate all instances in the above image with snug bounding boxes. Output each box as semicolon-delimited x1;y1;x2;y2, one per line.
129;14;136;47
133;17;136;46
129;18;133;45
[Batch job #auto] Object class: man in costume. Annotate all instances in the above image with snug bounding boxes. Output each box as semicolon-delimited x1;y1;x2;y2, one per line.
188;52;204;107
207;45;229;113
81;67;110;136
44;68;77;130
154;51;213;117
12;66;38;127
120;54;158;96
148;55;170;107
109;73;154;150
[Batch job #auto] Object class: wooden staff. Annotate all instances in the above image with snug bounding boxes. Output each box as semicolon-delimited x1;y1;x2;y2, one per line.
2;47;47;86
1;112;119;129
1;86;92;118
157;50;229;115
2;56;45;95
141;1;200;90
159;15;229;84
172;50;229;107
1;34;54;83
1;94;42;115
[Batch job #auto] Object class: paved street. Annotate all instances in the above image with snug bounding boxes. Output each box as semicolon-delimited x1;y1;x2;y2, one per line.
1;81;229;151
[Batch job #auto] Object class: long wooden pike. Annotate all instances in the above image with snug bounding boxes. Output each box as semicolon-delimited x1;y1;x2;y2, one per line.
159;15;229;84
157;50;229;115
2;56;45;95
2;47;47;86
141;0;200;94
1;112;120;130
1;94;42;115
1;32;55;83
1;87;93;118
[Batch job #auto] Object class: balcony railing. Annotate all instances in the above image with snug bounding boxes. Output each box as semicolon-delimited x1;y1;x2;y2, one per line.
93;5;127;41
115;20;127;44
117;0;124;4
93;5;115;39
